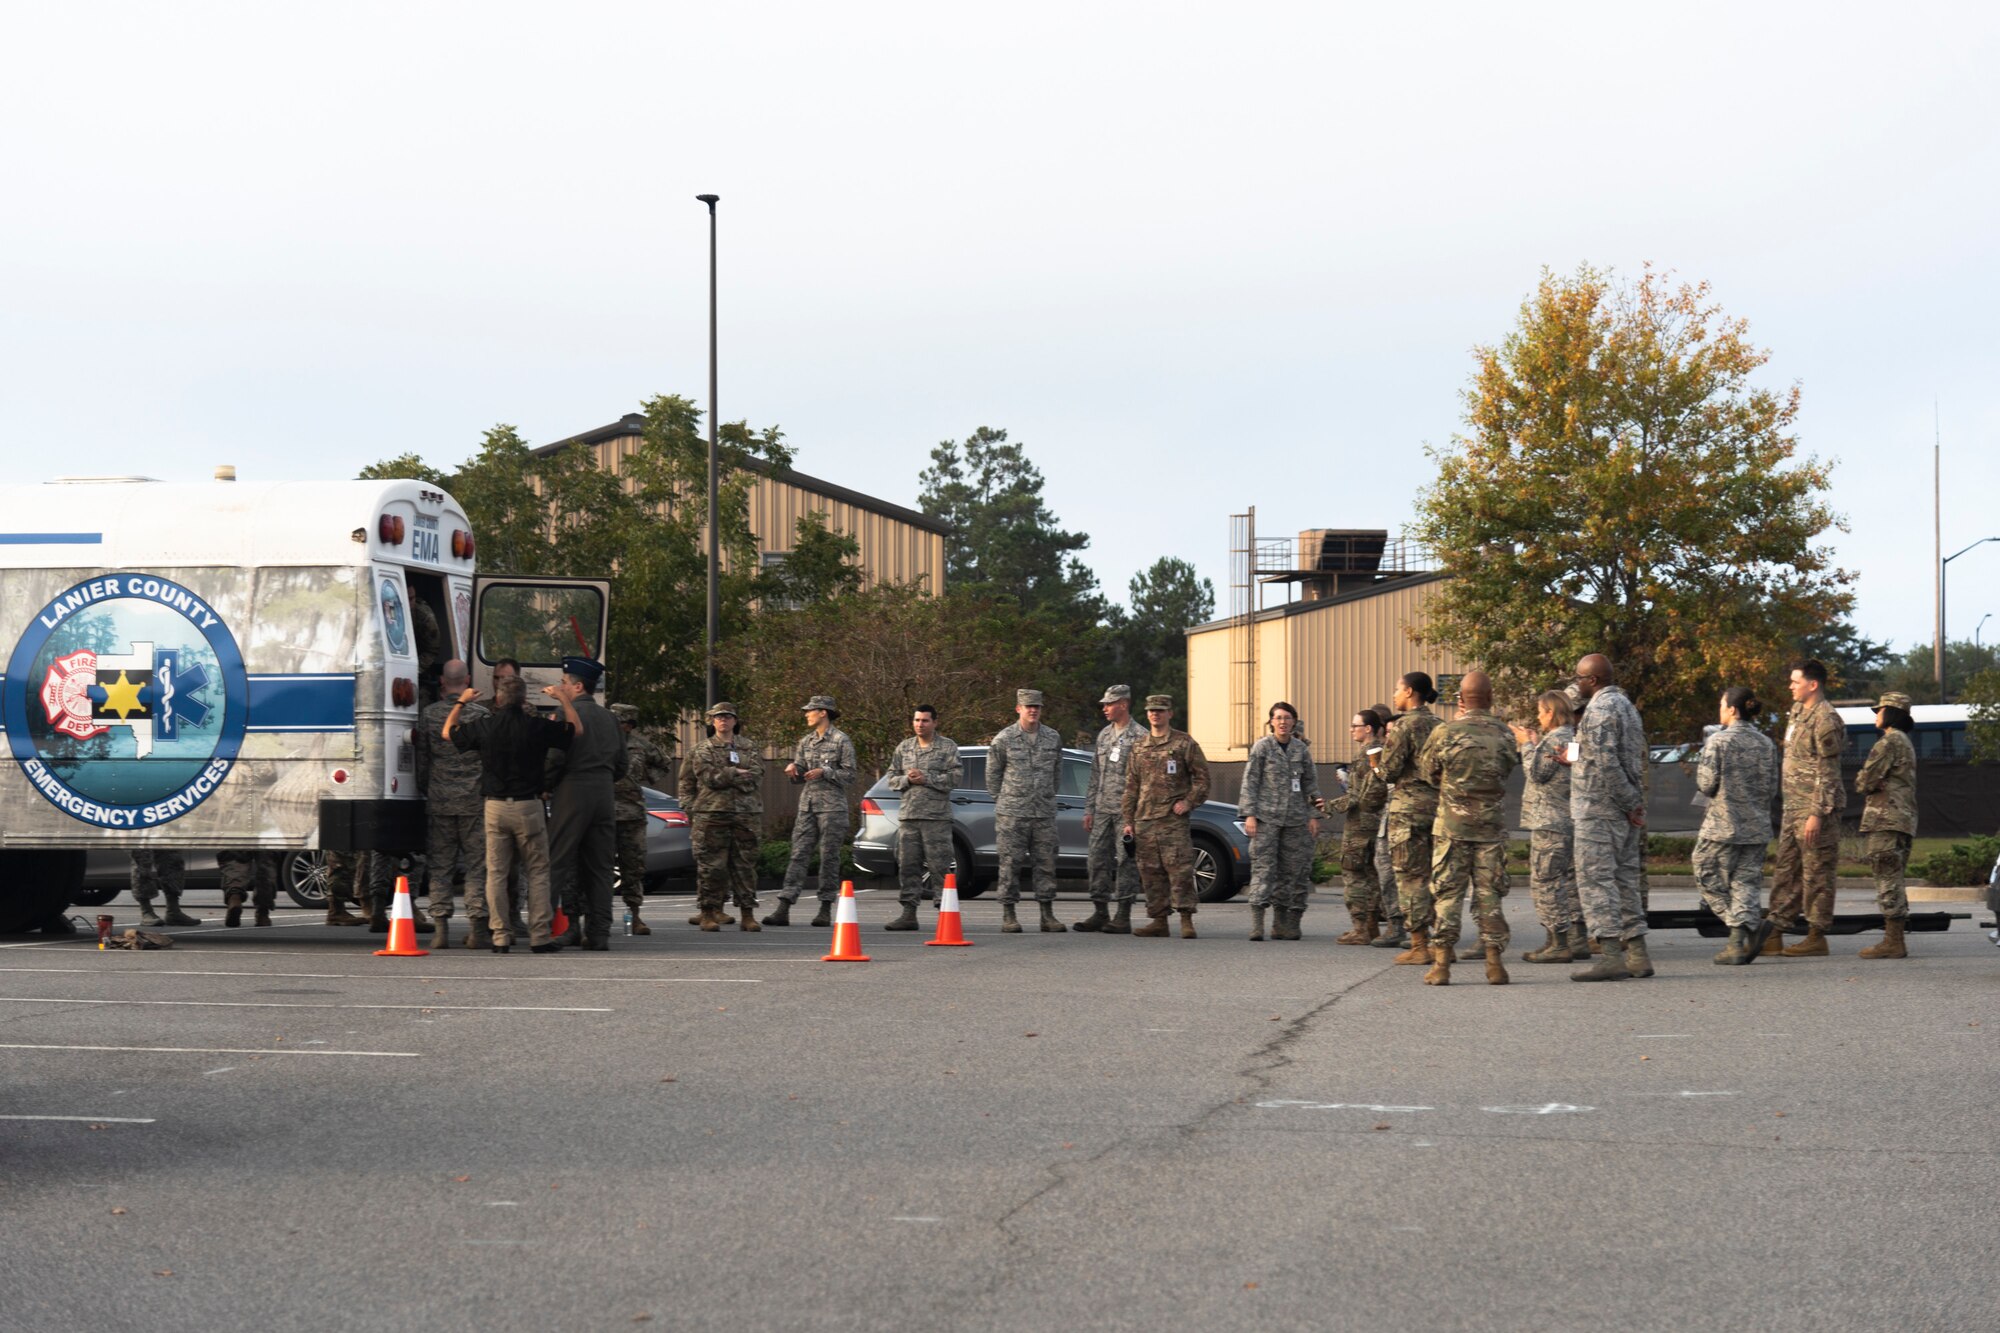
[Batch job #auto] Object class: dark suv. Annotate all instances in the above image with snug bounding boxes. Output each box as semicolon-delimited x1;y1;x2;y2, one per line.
852;745;1251;901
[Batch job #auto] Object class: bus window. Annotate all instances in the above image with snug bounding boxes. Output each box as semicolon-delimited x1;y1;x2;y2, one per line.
476;582;604;666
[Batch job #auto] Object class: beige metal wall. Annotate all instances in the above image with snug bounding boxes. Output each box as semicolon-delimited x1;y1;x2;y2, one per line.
576;434;944;594
1188;576;1465;762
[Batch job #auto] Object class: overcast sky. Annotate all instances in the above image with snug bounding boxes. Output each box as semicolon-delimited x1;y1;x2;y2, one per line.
4;2;1996;652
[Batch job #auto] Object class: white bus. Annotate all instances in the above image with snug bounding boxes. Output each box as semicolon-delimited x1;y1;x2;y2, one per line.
0;476;606;931
1834;704;1971;762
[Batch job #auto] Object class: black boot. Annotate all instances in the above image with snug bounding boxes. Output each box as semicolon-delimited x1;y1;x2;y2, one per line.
884;904;920;931
223;893;245;928
1073;904;1110;932
164;895;204;927
809;900;833;929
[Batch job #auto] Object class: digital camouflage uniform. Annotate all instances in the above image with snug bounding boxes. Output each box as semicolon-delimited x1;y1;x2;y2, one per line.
615;723;674;912
1521;727;1583;933
417;697;487;922
886;732;961;907
1692;720;1777;928
1240;732;1320;917
1855;726;1917;919
1121;727;1211;918
1379;706;1441;932
129;850;187;908
1770;696;1845;931
679;733;765;914
1086;718;1149;905
988;720;1065;905
1572;684;1649;941
1329;758;1388;917
781;725;855;903
216;849;281;913
1417;709;1519;949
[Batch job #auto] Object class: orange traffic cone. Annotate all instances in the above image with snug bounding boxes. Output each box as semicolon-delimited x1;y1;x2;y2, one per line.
373;875;430;957
821;880;871;962
926;874;973;947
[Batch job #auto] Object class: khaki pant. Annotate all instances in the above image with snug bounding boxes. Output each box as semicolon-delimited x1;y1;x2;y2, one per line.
484;798;554;947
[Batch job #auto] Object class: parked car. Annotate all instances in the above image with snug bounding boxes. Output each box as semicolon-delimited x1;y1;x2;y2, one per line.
852;745;1251;901
77;787;694;909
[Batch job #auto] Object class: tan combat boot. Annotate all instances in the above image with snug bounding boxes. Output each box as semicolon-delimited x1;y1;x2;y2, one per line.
1335;911;1374;946
1423;942;1452;985
1249;906;1266;941
1782;925;1829;957
629;910;650;935
325;902;367;927
1571;939;1629;982
1179;910;1197;939
738;905;761;932
1484;945;1510;985
691;909;735;926
1858;918;1907;959
1393;928;1432;965
698;906;723;933
1523;928;1572;964
1761;924;1790;956
1624;936;1655;977
429;915;449;950
1133;913;1170;937
1564;925;1593;960
1103;902;1133;934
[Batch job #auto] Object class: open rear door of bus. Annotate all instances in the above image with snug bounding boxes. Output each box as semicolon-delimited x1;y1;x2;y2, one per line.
469;574;612;705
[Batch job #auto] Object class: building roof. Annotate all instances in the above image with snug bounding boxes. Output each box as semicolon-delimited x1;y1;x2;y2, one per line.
535;415;950;536
1186;570;1447;635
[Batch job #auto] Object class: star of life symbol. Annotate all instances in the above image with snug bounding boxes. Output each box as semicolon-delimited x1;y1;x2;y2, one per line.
39;642;212;757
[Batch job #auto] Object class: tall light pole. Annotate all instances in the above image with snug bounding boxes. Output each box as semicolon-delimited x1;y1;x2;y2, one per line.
697;193;720;710
1940;535;1999;703
1977;614;1993;654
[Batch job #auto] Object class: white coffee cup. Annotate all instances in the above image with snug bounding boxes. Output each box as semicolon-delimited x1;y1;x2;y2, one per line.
1565;741;1581;763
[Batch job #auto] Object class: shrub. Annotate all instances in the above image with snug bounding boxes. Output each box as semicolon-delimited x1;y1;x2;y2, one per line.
1912;835;2000;888
1645;835;1697;860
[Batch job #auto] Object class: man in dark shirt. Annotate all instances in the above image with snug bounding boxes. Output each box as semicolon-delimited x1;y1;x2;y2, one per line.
445;674;577;953
544;655;626;951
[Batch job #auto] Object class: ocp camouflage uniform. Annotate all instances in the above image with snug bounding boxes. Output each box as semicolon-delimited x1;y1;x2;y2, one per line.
1856;726;1917;919
1379;706;1441;932
616;728;674;912
1521;727;1583;934
1121;728;1211;918
417;697;487;922
782;727;857;904
325;849;396;917
988;721;1065;905
680;734;765;914
1770;696;1844;931
886;733;961;907
129;850;187;907
1240;732;1320;917
1329;760;1388;917
1692;719;1777;927
1086;718;1149;906
216;849;281;913
1417;708;1519;949
1572;684;1649;941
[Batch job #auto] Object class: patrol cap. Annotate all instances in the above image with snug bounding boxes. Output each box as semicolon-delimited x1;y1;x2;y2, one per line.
1144;694;1174;712
1017;689;1044;707
802;694;838;714
609;703;638;722
1099;684;1132;704
1876;691;1912;711
706;701;739;717
561;656;604;689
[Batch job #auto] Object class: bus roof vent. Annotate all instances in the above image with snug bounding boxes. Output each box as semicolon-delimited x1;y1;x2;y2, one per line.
47;476;162;484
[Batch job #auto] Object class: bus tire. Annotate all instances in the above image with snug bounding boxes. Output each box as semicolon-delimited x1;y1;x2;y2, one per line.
0;850;87;934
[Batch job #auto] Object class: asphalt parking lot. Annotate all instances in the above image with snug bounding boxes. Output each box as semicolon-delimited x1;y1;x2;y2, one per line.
4;884;1998;1332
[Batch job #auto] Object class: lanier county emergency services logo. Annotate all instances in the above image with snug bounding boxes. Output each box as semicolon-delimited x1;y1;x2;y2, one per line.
4;574;248;828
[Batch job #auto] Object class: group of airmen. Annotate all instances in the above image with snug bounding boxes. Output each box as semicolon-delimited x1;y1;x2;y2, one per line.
130;648;1923;974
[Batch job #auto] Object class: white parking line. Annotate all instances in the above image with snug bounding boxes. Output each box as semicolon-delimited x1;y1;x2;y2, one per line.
0;968;762;983
0;997;611;1013
0;1114;156;1123
0;1043;418;1057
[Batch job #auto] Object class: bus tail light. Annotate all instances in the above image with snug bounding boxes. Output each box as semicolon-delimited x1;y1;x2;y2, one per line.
451;529;475;559
378;514;405;545
391;677;415;707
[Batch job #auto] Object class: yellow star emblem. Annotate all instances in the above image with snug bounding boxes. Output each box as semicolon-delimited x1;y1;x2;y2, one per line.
99;671;148;720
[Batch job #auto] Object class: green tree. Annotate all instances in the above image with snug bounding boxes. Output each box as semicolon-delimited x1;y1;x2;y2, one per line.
918;426;1104;619
1878;639;2000;706
1411;266;1852;740
1111;557;1216;709
763;512;862;608
1964;668;2000;763
1796;618;1893;702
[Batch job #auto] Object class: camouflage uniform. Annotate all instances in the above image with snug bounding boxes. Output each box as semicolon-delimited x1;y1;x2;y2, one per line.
1121;727;1211;918
782;726;857;904
417;697;487;922
1692;720;1777;928
1378;706;1441;932
1086;718;1149;906
1769;696;1844;932
886;733;962;907
326;849;396;917
1856;726;1917;919
1240;733;1320;917
1521;727;1583;933
680;733;765;914
1374;811;1401;931
988;720;1065;905
216;849;281;913
1417;709;1519;949
614;722;674;912
129;850;187;908
1329;759;1388;917
1572;684;1649;941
